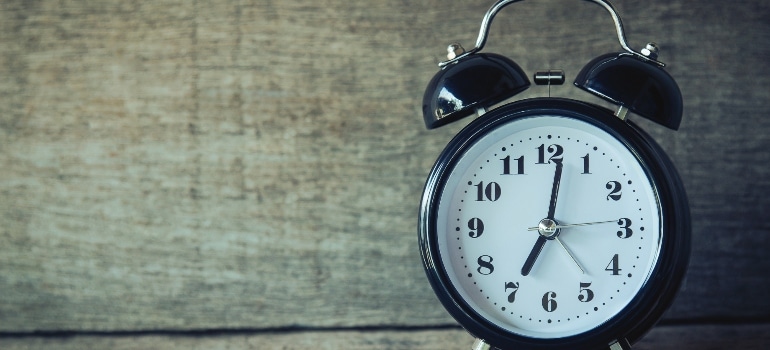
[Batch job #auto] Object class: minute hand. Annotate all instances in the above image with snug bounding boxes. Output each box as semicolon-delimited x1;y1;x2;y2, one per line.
546;161;563;219
527;219;618;232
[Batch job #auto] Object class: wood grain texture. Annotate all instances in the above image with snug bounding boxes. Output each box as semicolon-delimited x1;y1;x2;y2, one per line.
1;324;769;350
0;0;769;346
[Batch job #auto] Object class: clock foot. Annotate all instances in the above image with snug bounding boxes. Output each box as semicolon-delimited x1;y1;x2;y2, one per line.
609;338;632;350
471;338;495;350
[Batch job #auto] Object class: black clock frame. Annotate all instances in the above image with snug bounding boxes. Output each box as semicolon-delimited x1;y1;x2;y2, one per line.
418;98;691;350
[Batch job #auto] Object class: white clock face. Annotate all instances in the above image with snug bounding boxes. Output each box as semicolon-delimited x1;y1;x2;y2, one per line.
435;114;662;339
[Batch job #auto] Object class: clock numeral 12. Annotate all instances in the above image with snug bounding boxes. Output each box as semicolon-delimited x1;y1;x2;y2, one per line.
536;144;563;164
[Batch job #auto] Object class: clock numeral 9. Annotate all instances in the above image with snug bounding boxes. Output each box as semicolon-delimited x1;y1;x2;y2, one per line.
617;218;633;238
606;181;622;201
477;255;494;275
542;291;557;312
536;144;563;164
474;181;501;202
468;218;485;238
505;282;519;303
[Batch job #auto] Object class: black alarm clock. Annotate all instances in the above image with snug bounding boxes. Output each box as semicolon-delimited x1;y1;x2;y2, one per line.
417;1;691;349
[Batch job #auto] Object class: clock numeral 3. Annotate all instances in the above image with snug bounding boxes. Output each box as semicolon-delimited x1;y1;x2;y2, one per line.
542;291;558;312
474;181;501;202
606;181;622;201
505;282;519;303
617;218;633;239
477;255;494;275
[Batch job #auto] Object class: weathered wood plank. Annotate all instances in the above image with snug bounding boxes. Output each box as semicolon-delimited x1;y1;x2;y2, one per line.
1;324;769;349
0;0;769;333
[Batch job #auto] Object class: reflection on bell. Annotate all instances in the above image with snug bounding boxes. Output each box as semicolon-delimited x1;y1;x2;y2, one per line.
575;53;683;130
422;53;530;129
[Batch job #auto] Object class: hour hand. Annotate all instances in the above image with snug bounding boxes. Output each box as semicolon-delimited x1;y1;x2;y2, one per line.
521;162;563;276
521;236;547;276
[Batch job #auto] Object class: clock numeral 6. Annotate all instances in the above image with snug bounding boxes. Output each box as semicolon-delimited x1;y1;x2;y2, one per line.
505;281;519;303
477;255;494;275
473;181;501;202
468;218;485;238
542;291;557;312
606;181;622;201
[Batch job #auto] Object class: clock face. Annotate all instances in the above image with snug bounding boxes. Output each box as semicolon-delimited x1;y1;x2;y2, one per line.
432;114;662;339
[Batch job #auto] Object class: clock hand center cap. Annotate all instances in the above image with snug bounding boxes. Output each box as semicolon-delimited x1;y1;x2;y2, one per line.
537;218;561;239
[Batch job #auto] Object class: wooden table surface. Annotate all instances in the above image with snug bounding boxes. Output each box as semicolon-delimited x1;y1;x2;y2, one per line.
1;0;768;349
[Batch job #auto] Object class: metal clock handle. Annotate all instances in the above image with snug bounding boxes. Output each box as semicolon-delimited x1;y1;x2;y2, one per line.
439;0;664;68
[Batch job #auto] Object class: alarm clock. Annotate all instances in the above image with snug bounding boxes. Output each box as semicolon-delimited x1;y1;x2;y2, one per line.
417;1;691;349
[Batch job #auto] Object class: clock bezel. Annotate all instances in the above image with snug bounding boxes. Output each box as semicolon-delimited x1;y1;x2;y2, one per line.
418;98;690;349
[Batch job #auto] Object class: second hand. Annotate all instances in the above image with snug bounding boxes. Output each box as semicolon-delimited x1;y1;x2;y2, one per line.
527;219;618;232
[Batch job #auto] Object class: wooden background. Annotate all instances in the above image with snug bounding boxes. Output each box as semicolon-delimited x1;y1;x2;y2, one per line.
1;0;768;349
